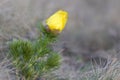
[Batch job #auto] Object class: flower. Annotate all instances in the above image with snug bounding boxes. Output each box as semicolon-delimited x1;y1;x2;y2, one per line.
46;10;68;33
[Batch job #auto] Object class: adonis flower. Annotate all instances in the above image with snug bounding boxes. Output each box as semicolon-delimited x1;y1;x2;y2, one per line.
46;10;68;33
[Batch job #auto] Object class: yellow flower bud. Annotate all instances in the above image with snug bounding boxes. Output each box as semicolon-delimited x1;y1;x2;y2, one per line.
46;10;68;33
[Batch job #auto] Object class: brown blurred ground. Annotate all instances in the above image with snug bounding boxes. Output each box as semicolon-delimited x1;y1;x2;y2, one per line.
1;0;120;52
1;0;120;79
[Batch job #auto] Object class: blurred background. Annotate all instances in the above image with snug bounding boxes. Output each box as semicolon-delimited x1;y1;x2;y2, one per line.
1;0;120;79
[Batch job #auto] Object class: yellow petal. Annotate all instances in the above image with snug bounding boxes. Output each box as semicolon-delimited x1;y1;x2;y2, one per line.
46;10;68;33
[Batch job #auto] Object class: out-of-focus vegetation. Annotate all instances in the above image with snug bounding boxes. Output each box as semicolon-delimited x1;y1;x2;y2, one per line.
1;0;120;80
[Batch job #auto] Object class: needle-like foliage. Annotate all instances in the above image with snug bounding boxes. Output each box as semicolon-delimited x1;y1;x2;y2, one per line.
9;23;61;80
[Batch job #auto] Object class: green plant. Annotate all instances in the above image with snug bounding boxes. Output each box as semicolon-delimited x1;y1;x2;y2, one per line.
9;24;61;80
9;10;68;80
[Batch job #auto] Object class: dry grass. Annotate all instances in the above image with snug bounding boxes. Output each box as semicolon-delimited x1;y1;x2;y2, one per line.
80;58;120;80
0;56;120;80
0;58;16;80
53;57;120;80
